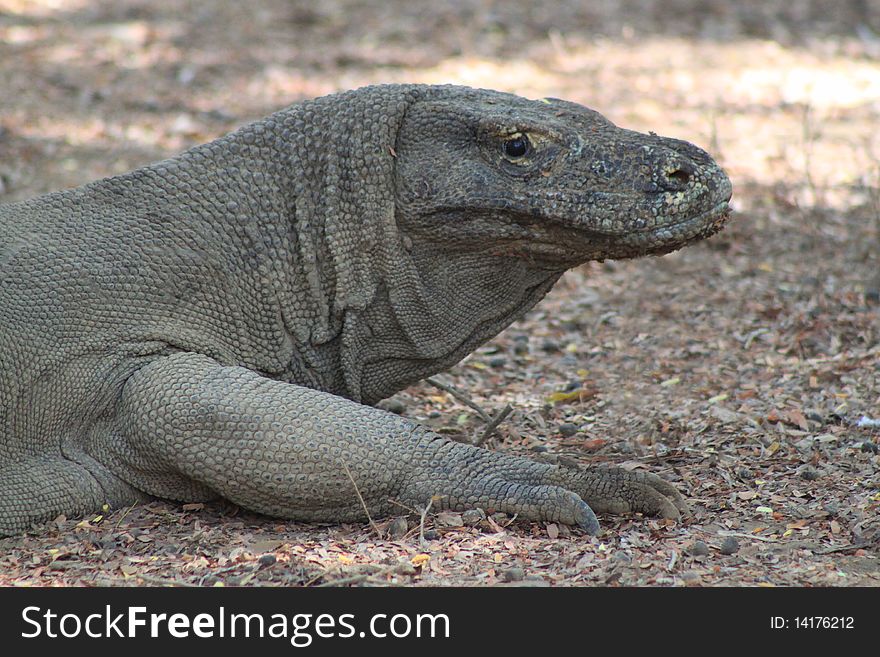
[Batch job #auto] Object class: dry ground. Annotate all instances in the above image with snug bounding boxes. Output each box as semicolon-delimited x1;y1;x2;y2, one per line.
0;0;878;586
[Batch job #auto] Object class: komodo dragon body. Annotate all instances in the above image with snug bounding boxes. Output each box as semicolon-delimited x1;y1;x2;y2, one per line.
0;84;731;537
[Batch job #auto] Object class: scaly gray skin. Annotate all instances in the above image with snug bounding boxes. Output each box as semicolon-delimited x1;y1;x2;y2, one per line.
0;84;731;537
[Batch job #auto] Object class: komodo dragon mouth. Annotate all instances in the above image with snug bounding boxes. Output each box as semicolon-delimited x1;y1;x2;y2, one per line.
615;197;732;256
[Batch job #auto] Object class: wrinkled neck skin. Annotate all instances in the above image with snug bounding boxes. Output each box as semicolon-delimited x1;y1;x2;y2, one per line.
342;243;564;405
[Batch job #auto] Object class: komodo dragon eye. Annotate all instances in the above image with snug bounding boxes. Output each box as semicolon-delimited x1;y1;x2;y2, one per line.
502;134;530;159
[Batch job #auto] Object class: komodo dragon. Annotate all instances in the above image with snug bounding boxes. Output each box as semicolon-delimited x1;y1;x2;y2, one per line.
0;84;732;537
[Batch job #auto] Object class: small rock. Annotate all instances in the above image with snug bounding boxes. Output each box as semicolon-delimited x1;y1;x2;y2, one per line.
387;517;408;539
422;529;440;540
488;356;507;368
541;340;560;353
258;554;276;567
611;552;632;564
798;464;820;480
501;567;525;582
558;422;578;437
462;509;486;526
685;540;710;557
382;399;407;414
719;537;740;555
806;410;824;424
491;512;510;526
865;288;880;305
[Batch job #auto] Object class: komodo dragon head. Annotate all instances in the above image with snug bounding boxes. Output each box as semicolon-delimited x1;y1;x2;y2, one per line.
393;87;731;267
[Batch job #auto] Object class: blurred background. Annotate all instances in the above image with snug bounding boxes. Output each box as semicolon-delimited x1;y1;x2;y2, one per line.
1;0;879;213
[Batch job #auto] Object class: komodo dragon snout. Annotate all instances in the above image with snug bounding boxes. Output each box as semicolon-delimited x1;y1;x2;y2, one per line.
0;84;731;537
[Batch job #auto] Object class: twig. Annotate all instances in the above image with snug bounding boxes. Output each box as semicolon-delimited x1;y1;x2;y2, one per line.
426;377;491;422
342;462;382;538
815;541;871;555
715;530;778;543
136;574;198;587
317;562;412;588
387;498;419;514
474;403;514;446
112;500;140;530
419;496;435;550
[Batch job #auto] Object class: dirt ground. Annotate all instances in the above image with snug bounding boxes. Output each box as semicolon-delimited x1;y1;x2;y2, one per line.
0;0;878;587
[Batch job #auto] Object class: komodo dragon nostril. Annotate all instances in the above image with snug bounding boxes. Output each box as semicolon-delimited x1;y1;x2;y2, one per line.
659;160;694;191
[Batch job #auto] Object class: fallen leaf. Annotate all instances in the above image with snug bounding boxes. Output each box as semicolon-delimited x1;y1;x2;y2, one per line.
411;554;430;567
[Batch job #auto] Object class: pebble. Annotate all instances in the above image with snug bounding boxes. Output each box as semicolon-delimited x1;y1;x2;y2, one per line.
501;567;525;582
488;356;507;368
685;540;710;557
387;517;408;539
719;537;740;555
558;422;578;437
861;441;879;454
382;399;407;414
541;340;560;353
422;529;440;540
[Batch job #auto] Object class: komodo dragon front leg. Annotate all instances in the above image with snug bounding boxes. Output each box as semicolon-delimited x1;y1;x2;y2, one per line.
104;352;686;534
